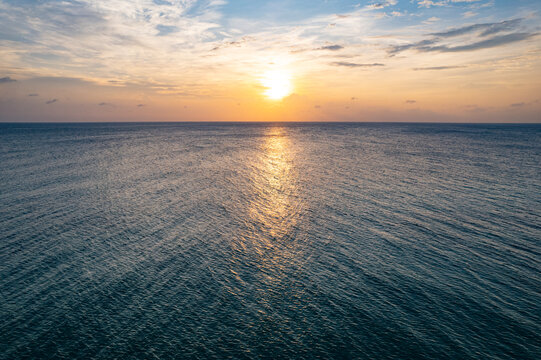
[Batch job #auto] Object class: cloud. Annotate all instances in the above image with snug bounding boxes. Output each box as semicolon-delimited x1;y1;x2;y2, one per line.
331;62;385;67
423;17;441;25
0;76;16;83
137;104;145;107
318;44;344;51
389;17;537;55
28;93;39;96
406;100;417;104
98;102;114;106
45;99;58;104
366;1;398;10
0;0;225;86
430;19;522;38
389;39;438;55
425;33;537;52
413;66;465;70
510;102;525;107
417;1;447;8
418;0;485;8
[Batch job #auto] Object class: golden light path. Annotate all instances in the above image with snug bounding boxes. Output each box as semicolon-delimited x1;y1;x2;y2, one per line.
226;127;309;312
260;70;293;100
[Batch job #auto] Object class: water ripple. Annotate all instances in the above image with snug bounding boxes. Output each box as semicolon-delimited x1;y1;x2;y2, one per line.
1;123;540;359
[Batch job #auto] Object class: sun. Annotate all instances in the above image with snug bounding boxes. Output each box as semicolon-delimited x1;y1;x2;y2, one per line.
260;70;293;100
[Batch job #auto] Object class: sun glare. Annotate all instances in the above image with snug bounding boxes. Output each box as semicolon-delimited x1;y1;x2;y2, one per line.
260;70;293;100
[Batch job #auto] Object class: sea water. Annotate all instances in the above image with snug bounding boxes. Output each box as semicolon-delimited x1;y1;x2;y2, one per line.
1;122;540;359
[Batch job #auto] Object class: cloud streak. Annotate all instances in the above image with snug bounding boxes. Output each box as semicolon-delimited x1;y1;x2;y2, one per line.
430;19;522;38
413;66;465;70
331;62;385;67
317;45;344;51
0;76;16;83
389;18;537;55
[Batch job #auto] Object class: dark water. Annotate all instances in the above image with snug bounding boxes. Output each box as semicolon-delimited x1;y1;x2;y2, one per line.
1;122;540;359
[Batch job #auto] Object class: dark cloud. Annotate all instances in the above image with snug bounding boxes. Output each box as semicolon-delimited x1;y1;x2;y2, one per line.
390;32;536;54
28;76;91;85
28;93;39;96
46;99;58;104
314;105;321;109
0;76;16;83
389;18;536;55
137;104;145;107
430;19;522;38
413;66;464;70
388;39;438;55
510;102;525;107
331;62;385;67
406;100;417;104
426;33;536;52
98;102;114;106
351;97;358;101
318;44;344;51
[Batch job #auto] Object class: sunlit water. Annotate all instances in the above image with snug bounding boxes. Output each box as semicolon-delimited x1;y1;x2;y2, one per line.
1;123;540;359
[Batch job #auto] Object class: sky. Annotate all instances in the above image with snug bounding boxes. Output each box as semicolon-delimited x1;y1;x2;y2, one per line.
0;0;540;122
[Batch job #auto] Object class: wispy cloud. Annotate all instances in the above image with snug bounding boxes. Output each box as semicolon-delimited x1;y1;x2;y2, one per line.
0;76;16;83
317;44;344;51
365;1;398;10
417;1;447;8
389;18;537;55
430;19;522;38
413;66;465;70
331;62;385;67
45;99;58;104
425;33;537;52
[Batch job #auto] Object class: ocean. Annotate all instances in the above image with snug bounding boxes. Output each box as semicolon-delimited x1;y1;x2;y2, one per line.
1;122;540;359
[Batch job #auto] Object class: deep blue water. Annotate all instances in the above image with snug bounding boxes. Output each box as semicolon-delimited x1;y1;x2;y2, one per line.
1;122;540;359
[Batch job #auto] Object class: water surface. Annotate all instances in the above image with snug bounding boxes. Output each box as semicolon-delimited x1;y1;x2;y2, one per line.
1;123;540;359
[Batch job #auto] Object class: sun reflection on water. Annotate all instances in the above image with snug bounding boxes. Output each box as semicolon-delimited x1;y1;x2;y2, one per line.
229;127;305;268
249;128;298;240
224;127;311;319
